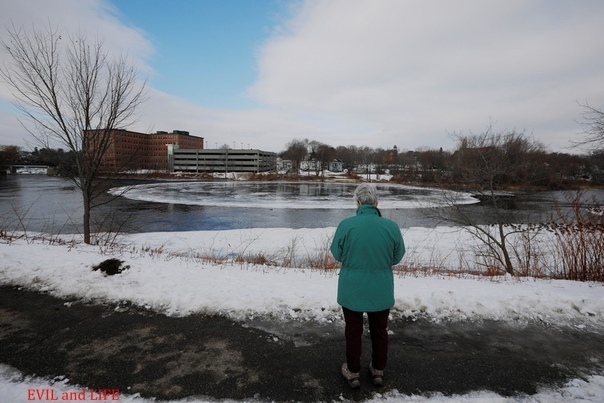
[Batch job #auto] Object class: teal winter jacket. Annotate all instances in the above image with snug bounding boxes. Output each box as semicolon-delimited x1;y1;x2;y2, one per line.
330;204;405;312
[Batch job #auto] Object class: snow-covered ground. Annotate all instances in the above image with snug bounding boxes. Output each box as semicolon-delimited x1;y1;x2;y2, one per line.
1;226;603;402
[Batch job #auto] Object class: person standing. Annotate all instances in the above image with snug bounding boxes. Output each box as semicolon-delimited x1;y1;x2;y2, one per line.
330;183;405;388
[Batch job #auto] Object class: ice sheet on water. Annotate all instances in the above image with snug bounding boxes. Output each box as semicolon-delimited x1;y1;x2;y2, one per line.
107;181;479;209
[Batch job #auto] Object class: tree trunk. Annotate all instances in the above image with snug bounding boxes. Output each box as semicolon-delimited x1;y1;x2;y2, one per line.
83;190;91;245
498;224;514;275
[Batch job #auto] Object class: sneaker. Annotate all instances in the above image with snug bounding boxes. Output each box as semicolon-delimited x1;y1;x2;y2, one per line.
369;363;384;386
341;363;360;389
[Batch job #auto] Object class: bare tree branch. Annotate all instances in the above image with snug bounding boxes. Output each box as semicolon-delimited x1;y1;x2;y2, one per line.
575;101;604;150
1;24;147;244
429;125;548;275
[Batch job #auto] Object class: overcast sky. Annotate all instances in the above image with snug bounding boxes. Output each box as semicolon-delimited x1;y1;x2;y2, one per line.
1;0;603;153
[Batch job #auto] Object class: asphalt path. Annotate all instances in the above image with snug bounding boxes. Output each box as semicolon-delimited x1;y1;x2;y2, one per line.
1;285;603;402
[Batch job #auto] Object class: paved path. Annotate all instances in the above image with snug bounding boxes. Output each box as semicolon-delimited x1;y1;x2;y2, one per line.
1;285;603;401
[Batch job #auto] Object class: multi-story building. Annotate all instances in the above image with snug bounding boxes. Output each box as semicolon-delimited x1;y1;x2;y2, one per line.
170;148;276;174
90;129;204;172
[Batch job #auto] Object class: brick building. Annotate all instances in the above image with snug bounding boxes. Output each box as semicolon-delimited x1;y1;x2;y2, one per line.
91;129;204;172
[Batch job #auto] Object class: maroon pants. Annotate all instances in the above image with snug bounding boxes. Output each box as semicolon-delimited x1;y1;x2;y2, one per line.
342;307;390;373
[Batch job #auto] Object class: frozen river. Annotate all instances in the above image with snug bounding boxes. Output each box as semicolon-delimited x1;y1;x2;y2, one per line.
1;174;601;234
107;180;477;209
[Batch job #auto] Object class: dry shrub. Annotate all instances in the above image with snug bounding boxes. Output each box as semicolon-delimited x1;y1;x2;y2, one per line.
547;191;604;282
235;253;274;266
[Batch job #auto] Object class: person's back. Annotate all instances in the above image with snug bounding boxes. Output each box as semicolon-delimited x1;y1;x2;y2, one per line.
330;183;405;389
331;204;404;312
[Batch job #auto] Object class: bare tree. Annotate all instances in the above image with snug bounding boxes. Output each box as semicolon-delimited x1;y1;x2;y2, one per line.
306;140;322;176
415;147;449;183
313;142;336;176
434;125;547;275
335;145;355;172
0;145;21;174
281;139;308;174
1;24;146;244
576;101;604;150
357;146;374;180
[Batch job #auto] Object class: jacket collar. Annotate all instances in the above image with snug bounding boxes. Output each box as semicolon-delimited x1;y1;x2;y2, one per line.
356;204;382;217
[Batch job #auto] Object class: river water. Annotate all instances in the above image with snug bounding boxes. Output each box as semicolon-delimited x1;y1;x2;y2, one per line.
1;174;602;234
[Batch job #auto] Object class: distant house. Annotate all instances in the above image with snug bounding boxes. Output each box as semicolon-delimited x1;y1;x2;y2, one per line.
277;158;293;173
328;159;344;172
300;159;319;171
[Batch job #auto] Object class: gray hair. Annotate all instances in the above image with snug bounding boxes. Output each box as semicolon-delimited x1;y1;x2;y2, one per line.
354;184;378;205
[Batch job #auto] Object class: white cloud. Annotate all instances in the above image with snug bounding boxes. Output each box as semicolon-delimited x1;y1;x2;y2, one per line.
0;0;154;69
249;0;604;151
1;0;603;153
0;0;153;149
125;88;353;151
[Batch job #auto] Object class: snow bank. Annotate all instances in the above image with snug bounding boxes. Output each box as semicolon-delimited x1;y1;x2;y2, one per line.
1;228;602;329
2;227;604;402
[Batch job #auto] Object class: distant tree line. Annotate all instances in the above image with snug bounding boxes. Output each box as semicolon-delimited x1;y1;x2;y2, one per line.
3;129;604;188
0;146;78;176
0;145;20;175
279;130;604;189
